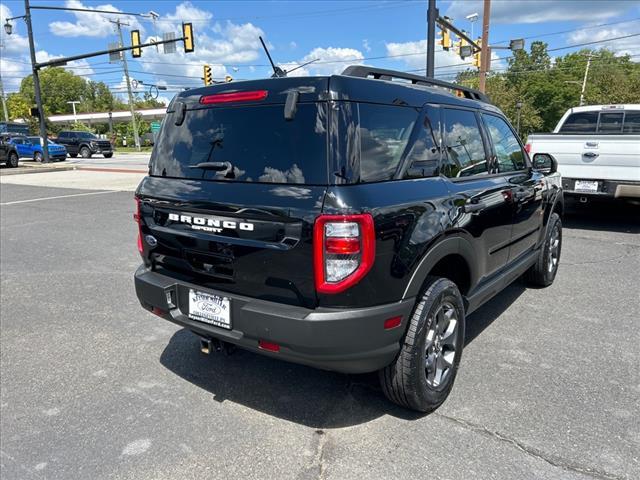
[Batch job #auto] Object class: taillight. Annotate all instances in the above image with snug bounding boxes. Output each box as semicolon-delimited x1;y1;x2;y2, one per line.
524;143;531;154
134;197;143;255
314;214;375;294
200;90;268;105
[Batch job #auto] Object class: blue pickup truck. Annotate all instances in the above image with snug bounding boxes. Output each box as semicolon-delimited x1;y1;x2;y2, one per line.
10;136;67;162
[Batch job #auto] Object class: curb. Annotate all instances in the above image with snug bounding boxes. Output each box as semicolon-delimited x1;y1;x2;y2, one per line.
0;164;77;176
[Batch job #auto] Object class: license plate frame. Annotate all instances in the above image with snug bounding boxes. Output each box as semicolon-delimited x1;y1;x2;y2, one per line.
188;289;231;329
574;180;599;193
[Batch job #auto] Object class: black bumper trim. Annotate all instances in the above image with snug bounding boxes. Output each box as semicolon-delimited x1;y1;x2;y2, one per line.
134;266;415;373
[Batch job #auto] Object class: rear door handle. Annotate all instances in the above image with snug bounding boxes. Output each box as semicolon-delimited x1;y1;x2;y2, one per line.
583;152;599;158
464;202;486;213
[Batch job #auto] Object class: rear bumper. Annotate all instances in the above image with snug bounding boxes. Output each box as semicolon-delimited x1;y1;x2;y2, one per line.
562;178;640;199
134;266;415;373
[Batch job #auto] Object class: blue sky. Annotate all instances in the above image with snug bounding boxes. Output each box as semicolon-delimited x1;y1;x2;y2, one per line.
1;0;639;105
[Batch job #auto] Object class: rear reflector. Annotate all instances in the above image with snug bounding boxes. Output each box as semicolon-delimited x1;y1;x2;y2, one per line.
383;316;403;330
258;340;280;352
151;307;167;317
325;237;360;254
200;90;268;105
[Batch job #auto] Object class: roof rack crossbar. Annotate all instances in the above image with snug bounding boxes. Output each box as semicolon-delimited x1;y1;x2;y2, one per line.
341;66;489;103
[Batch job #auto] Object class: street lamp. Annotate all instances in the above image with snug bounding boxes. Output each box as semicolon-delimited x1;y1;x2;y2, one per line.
4;20;12;35
465;13;479;39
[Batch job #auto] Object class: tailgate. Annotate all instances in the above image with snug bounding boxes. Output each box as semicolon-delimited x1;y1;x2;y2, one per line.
529;135;640;181
137;176;326;309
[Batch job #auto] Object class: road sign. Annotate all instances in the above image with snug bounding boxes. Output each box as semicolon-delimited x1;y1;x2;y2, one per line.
150;121;161;133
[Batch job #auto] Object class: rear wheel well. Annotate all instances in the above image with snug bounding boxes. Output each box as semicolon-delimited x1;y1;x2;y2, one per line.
427;254;471;296
553;197;564;218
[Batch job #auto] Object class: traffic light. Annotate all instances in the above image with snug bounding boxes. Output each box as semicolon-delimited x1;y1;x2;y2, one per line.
182;22;194;53
203;65;213;86
438;27;452;51
224;75;233;83
131;30;141;58
472;38;482;68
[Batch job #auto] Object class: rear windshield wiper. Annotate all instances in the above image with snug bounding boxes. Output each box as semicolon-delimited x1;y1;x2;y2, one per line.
188;161;231;171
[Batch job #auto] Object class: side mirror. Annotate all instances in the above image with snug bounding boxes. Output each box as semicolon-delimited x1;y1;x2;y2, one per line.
532;153;558;175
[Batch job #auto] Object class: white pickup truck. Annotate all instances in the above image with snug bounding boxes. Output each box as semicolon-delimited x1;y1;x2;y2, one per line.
526;104;640;201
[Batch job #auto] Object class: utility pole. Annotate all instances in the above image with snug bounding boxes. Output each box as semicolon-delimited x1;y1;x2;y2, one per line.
478;0;491;93
67;100;80;123
426;0;438;77
579;53;592;107
111;18;140;151
24;0;50;162
0;74;9;121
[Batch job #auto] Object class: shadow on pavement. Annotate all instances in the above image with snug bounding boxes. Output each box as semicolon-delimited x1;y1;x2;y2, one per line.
563;199;639;234
160;282;525;428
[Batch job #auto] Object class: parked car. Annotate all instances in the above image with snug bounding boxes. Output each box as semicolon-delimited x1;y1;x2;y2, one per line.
54;131;113;158
0;135;19;167
527;104;640;202
133;66;564;412
10;135;67;162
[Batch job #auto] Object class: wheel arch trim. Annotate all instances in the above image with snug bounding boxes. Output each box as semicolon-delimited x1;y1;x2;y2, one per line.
402;235;479;300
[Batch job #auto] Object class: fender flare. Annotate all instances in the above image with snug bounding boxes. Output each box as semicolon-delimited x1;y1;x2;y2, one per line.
402;235;479;299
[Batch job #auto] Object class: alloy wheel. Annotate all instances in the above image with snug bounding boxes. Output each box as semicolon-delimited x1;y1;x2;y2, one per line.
425;301;459;388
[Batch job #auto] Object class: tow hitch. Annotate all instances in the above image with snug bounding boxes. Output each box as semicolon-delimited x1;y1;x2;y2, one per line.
198;336;236;356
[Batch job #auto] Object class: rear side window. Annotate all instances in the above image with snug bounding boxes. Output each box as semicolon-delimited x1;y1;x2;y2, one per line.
482;114;526;172
559;112;598;133
598;112;623;133
623;111;640;133
441;108;488;178
58;132;68;138
358;103;418;182
151;103;328;184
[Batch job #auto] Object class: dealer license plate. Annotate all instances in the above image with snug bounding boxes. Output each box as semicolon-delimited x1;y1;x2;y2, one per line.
574;180;598;193
188;290;231;329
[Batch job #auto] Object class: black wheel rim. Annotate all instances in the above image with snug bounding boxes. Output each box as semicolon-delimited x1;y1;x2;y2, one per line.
547;224;560;274
425;301;459;388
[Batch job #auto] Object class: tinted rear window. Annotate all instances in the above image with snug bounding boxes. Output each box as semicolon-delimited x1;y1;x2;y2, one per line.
598;112;623;133
151;103;328;184
623;111;640;133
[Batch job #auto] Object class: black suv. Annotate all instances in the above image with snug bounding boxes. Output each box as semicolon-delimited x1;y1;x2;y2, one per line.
0;135;19;167
134;67;563;412
55;131;113;158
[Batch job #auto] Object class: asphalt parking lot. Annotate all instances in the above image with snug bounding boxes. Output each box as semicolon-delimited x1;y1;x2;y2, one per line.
1;176;639;480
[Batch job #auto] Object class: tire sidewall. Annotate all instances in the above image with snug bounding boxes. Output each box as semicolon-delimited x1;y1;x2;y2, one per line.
410;279;466;409
80;146;91;158
34;151;43;162
542;214;562;285
8;152;19;167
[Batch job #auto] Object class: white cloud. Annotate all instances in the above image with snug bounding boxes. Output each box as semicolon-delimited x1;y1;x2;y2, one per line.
49;0;145;38
35;50;96;77
281;47;365;76
446;0;634;24
568;27;640;57
363;39;371;53
385;39;504;80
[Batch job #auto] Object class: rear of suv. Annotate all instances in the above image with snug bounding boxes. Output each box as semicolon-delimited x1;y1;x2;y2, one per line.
134;67;564;412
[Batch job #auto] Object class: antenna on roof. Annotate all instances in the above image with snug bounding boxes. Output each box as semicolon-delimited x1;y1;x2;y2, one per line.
259;36;287;78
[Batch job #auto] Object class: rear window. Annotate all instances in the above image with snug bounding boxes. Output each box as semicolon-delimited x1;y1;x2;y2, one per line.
623;111;640;133
151;103;328;184
598;112;623;133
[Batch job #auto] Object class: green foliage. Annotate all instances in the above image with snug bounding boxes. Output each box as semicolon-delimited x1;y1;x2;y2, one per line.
456;44;640;135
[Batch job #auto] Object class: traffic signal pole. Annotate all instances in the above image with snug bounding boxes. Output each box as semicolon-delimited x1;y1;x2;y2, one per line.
24;0;50;162
426;0;438;77
478;0;491;93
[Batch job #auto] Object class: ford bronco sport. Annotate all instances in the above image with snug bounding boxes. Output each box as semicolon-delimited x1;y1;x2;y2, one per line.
134;66;564;412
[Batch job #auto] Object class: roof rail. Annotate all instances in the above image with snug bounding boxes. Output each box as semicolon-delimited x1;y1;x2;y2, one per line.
341;65;489;103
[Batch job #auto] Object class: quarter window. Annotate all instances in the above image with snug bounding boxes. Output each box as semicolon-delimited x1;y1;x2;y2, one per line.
442;109;488;178
482;114;526;172
358;103;418;182
402;108;441;179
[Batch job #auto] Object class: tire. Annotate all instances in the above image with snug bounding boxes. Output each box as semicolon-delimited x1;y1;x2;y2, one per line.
80;146;91;158
7;151;19;168
34;151;43;162
103;153;113;158
379;277;466;412
525;212;562;287
69;153;78;158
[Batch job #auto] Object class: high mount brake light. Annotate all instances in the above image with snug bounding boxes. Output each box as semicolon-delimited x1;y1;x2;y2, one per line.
313;214;375;294
200;90;268;105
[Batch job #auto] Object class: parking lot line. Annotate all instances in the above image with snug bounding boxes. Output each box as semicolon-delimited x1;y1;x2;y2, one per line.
0;190;120;206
